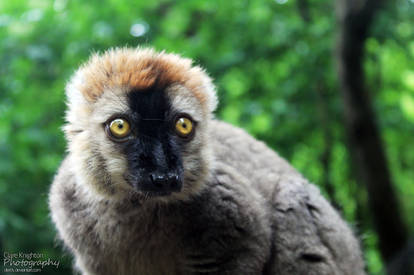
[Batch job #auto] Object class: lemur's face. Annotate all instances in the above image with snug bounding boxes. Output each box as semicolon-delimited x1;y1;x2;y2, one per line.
64;48;217;201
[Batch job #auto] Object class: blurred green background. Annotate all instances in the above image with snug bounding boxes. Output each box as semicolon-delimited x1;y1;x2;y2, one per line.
0;0;413;274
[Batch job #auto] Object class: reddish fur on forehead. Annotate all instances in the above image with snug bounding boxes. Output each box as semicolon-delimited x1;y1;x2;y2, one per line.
78;48;209;105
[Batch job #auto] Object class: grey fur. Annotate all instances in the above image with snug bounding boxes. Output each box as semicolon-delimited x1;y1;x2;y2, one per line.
49;48;365;275
50;120;365;275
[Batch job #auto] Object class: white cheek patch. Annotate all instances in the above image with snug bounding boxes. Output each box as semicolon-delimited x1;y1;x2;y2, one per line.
100;139;129;183
167;85;205;122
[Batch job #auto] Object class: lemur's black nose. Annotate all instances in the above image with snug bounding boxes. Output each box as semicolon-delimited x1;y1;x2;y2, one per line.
148;172;182;193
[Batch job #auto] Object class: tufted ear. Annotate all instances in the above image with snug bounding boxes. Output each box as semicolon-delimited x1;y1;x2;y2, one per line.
202;73;218;113
65;69;89;106
62;69;93;140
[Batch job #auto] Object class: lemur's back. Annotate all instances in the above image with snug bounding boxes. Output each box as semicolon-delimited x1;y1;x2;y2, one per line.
210;120;300;197
210;120;365;274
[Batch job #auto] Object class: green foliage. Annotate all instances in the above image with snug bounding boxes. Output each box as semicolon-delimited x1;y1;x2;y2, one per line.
0;0;413;274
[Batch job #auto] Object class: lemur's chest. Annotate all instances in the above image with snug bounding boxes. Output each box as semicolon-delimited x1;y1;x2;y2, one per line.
82;203;186;275
68;194;233;275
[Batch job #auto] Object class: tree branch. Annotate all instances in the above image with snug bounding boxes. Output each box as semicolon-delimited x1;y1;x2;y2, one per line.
335;0;407;262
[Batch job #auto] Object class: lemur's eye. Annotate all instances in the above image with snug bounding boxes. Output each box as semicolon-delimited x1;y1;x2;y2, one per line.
106;118;131;140
175;116;194;138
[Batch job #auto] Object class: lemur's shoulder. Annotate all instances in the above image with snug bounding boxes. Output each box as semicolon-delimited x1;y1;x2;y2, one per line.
266;179;365;274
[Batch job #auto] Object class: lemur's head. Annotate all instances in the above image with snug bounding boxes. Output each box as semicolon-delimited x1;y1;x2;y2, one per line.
64;48;217;201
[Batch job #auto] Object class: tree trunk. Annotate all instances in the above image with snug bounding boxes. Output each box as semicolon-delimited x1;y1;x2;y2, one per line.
335;0;407;263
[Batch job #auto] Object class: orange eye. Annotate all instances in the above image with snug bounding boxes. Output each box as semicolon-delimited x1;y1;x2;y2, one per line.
175;117;193;137
108;118;131;139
